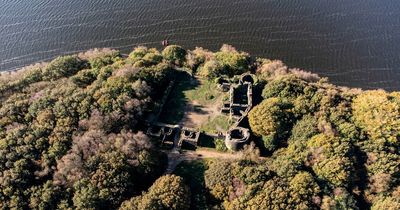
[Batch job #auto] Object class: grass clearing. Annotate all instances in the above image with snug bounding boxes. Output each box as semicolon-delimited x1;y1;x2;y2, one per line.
199;114;232;134
159;71;227;125
185;79;225;106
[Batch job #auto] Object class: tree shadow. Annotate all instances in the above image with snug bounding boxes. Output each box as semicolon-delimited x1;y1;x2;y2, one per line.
174;160;209;209
352;144;369;209
251;135;271;157
192;105;209;114
158;71;199;124
252;81;266;106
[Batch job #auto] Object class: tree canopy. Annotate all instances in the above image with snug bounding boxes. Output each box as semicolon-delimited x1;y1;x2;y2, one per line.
1;45;399;209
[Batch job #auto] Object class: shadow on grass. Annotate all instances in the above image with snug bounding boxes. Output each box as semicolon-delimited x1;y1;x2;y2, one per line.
193;105;208;114
158;71;199;124
198;134;216;148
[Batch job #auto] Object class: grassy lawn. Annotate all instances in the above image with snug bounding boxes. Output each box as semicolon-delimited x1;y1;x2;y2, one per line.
184;79;225;106
158;71;227;125
199;114;232;134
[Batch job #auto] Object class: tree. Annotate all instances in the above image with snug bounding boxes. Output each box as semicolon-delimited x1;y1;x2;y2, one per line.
71;69;97;87
320;188;358;210
186;47;214;69
306;134;354;188
289;114;318;144
204;161;233;201
129;46;150;61
196;44;249;79
246;177;294;209
120;175;190;210
233;161;271;185
261;75;307;99
256;59;288;80
42;56;85;81
271;147;305;178
248;97;294;151
29;181;62;209
89;50;120;69
0;65;44;96
352;90;400;147
289;172;321;209
162;45;187;66
3;45;400;210
215;44;249;76
214;49;249;76
129;48;163;68
86;151;133;207
73;178;100;209
198;60;225;79
372;196;400;210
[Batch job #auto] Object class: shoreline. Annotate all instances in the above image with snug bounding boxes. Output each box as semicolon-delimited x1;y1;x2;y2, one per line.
0;47;390;93
0;53;131;77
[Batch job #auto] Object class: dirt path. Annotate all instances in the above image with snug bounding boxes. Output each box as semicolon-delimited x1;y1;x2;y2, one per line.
164;149;244;174
185;149;242;160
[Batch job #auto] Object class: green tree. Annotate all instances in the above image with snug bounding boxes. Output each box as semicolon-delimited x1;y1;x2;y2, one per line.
204;161;232;201
198;60;224;79
248;97;294;151
86;151;132;207
307;134;354;188
73;178;100;210
246;177;294;209
320;188;358;210
162;45;187;66
29;181;62;210
214;45;249;77
352;90;400;146
289;114;318;144
289;172;321;209
42;56;85;81
262;75;307;99
120;175;190;210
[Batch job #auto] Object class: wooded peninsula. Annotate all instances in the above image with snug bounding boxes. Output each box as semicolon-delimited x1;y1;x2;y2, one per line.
0;45;399;209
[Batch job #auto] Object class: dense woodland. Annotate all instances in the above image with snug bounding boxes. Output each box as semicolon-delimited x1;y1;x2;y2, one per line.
0;45;399;209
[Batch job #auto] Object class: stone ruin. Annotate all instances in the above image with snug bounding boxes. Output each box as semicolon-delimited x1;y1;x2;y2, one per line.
222;73;255;151
218;83;231;92
147;73;256;152
221;73;253;121
147;122;200;150
147;123;179;149
178;127;201;148
225;127;251;151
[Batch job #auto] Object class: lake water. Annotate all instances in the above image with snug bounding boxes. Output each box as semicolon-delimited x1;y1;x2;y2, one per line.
1;0;400;90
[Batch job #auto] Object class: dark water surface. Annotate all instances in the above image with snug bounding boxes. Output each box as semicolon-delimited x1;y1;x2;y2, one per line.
1;0;400;90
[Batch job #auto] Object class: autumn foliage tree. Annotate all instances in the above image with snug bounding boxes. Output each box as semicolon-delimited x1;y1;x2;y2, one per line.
0;47;169;209
119;175;190;210
248;97;294;150
162;45;187;66
1;44;400;209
